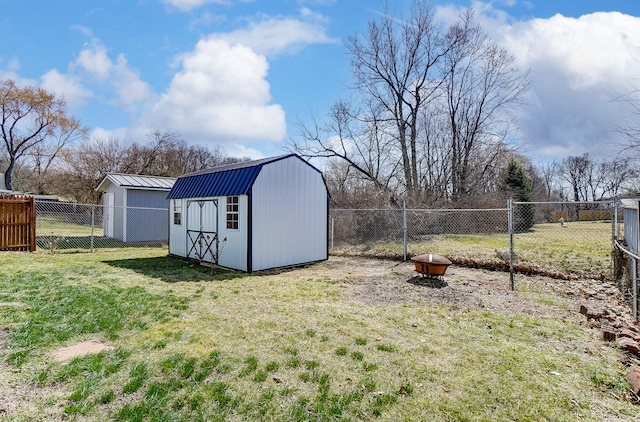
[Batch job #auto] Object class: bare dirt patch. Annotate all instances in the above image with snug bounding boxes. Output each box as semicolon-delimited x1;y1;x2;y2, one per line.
291;256;582;314
52;340;114;363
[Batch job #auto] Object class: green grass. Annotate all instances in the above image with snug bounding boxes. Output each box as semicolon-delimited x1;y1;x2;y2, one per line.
35;216;167;253
37;216;104;237
0;248;637;421
335;221;613;275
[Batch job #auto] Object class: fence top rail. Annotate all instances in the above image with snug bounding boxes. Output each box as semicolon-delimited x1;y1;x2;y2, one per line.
615;239;640;261
332;207;509;212
408;207;509;212
35;199;168;212
101;205;169;211
0;195;34;201
515;200;615;206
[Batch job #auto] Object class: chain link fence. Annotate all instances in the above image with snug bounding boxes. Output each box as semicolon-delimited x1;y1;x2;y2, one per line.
613;199;639;320
36;200;168;252
33;198;618;278
331;200;618;281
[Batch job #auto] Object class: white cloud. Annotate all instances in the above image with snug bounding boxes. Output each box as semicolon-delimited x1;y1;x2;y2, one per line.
440;2;640;160
0;58;38;87
436;0;514;33
90;126;129;141
40;69;93;107
112;55;152;105
71;39;152;106
160;0;231;13
70;25;94;38
74;40;114;81
504;12;640;89
6;58;20;72
130;9;336;154
211;13;338;57
498;11;640;159
137;38;286;146
189;11;225;30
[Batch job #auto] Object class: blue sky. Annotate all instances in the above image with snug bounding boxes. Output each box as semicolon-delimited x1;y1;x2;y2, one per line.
2;0;640;161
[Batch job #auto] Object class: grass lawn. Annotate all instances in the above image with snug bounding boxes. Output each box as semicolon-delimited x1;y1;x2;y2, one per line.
37;216;105;238
0;248;637;421
335;221;613;275
35;217;165;252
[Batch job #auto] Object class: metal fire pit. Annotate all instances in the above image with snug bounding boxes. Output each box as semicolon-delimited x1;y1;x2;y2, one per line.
411;253;452;278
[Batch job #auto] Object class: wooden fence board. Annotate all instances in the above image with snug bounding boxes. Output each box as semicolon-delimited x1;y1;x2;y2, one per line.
0;194;36;252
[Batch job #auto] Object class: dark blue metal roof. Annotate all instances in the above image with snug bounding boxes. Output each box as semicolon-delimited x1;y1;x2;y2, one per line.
167;166;262;199
166;154;297;200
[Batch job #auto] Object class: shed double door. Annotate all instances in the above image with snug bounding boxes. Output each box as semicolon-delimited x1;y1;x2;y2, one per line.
186;199;219;263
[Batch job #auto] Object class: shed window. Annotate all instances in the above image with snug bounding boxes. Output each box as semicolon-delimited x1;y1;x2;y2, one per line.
173;200;182;225
226;196;239;229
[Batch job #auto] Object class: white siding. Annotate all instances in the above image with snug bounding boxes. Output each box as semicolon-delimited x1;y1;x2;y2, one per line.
103;183;126;241
169;199;187;257
218;196;249;272
250;156;328;271
169;196;249;272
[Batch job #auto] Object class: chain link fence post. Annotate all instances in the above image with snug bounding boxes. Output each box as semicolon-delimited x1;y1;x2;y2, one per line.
403;201;407;262
612;198;618;278
330;216;334;253
613;197;618;241
90;204;95;253
508;197;515;291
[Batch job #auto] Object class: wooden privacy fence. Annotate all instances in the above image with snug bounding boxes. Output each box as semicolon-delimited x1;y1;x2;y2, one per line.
0;194;36;252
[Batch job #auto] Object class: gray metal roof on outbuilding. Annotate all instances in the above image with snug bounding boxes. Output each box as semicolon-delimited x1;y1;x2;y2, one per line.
95;173;177;192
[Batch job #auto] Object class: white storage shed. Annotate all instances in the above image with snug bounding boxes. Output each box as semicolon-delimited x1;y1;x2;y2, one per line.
166;154;329;272
96;173;176;243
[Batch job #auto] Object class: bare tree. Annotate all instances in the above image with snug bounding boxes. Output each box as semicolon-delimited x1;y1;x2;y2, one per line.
534;161;560;202
346;1;469;203
53;131;248;202
290;100;401;201
291;1;461;205
441;10;529;202
290;3;528;207
23;116;86;193
133;130;241;176
0;79;87;190
53;137;127;203
560;154;591;202
598;159;638;198
613;84;640;160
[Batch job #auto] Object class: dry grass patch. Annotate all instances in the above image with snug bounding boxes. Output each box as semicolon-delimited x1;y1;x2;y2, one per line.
335;220;613;276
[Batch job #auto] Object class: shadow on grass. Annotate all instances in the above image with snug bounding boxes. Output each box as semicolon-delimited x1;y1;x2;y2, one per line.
406;276;448;289
104;256;245;283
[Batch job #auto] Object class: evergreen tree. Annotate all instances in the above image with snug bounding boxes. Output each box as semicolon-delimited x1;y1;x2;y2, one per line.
501;160;535;231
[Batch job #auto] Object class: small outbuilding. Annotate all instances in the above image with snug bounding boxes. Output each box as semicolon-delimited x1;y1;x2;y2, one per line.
166;154;329;272
95;173;176;243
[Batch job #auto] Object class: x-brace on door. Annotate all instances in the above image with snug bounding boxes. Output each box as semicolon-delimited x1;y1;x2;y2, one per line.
186;199;219;264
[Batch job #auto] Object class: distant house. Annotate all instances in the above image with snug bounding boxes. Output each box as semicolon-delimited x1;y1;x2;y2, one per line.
95;173;176;243
166;154;329;272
